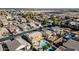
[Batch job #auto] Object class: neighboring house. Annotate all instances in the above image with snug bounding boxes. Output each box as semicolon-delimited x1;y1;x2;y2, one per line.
18;23;30;31
0;44;3;51
1;19;8;26
7;25;22;35
6;14;12;20
0;16;9;26
5;36;31;51
69;21;78;29
20;17;27;23
28;22;37;29
75;19;79;22
2;40;11;51
56;46;74;51
42;30;53;39
34;22;42;27
12;21;20;26
0;20;3;27
69;21;76;25
54;37;63;44
63;39;79;51
51;27;61;34
0;34;4;39
72;31;79;35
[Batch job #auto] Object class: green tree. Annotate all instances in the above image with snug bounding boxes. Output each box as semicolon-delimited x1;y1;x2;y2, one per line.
52;18;61;26
50;15;54;20
42;18;48;25
22;12;34;20
64;16;70;19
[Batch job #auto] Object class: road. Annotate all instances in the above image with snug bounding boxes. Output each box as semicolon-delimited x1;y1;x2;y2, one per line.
0;24;52;42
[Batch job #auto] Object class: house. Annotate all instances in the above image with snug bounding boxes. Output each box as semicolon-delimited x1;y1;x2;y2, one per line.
13;15;20;21
6;14;12;20
18;23;30;31
7;25;22;35
0;34;4;39
0;44;3;51
56;46;66;51
25;31;43;47
35;16;43;22
56;46;74;51
61;20;69;27
20;17;27;23
0;28;10;38
51;27;61;34
54;37;63;44
34;22;42;27
72;31;79;35
41;29;61;42
68;21;79;29
28;22;37;29
69;21;76;25
75;19;79;22
47;35;59;42
5;36;31;51
12;21;20;26
0;20;3;27
0;16;9;26
42;30;53;39
1;19;8;26
48;20;53;24
63;39;79;51
2;40;11;51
